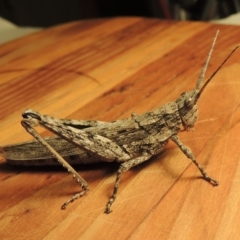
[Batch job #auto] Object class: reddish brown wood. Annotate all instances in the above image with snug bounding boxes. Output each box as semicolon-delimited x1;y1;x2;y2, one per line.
0;17;240;239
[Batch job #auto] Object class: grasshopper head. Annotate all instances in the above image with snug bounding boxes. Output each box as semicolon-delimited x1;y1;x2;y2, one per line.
176;31;238;131
176;31;218;131
176;89;199;131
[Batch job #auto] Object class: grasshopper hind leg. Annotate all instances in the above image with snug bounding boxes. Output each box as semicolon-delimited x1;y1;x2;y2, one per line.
21;120;89;209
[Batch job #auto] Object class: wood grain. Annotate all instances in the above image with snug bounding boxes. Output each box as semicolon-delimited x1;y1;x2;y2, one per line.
1;17;240;240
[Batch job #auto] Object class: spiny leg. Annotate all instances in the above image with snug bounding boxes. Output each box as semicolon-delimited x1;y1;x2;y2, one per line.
22;113;131;209
23;110;130;162
171;135;219;186
105;154;151;214
23;109;108;128
21;120;89;209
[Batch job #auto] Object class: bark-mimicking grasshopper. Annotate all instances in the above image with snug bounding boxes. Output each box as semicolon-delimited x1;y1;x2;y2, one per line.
1;31;238;213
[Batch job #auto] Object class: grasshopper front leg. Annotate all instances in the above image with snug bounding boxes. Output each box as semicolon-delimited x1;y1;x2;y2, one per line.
170;135;219;186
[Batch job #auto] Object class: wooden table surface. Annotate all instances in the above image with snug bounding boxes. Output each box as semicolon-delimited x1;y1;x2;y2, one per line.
1;17;240;240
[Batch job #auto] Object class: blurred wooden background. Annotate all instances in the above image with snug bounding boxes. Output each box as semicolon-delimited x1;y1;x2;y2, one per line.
0;17;240;239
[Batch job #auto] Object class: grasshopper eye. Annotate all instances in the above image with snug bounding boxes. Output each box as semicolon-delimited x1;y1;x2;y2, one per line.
184;98;194;109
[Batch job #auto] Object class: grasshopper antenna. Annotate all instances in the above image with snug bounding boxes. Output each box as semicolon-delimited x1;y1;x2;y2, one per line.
198;45;239;97
196;30;219;90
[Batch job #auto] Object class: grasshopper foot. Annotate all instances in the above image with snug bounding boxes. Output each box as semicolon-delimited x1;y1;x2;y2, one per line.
104;197;115;214
203;176;219;186
104;208;112;214
61;188;88;209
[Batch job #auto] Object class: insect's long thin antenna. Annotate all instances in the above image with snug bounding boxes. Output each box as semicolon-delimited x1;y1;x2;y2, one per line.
196;30;219;90
198;46;239;97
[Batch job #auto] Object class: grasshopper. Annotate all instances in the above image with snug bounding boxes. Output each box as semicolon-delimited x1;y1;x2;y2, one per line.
1;31;238;213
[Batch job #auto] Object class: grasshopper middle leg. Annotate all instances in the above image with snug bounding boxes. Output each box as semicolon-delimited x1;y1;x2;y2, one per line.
105;154;151;213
